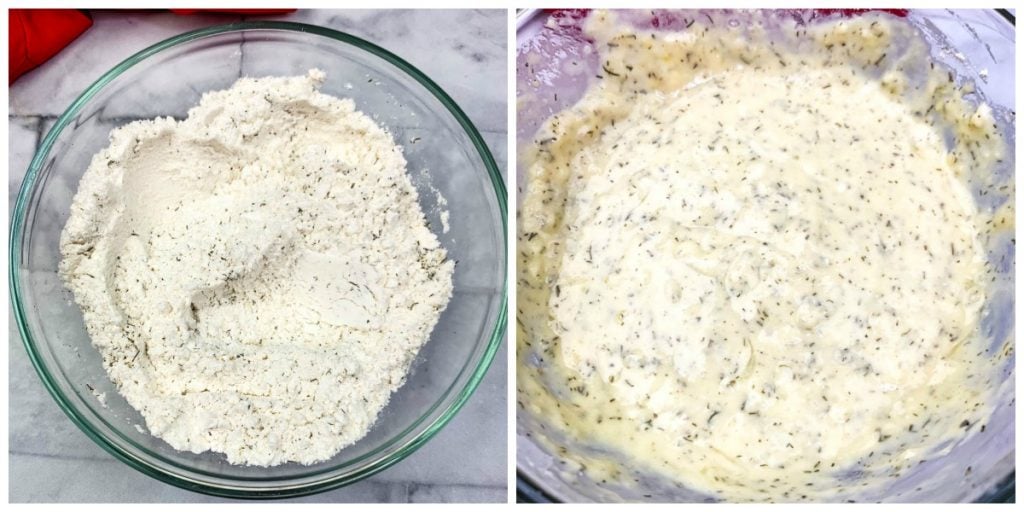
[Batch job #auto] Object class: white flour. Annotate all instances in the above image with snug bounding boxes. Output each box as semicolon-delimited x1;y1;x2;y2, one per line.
59;69;455;466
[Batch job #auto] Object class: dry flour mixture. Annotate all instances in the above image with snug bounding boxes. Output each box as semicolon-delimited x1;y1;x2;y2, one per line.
60;70;454;466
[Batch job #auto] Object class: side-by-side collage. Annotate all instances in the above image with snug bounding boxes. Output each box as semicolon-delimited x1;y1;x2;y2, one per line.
7;6;1016;505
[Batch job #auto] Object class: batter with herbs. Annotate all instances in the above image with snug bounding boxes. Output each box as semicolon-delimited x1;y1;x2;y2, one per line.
60;70;454;466
518;11;1007;501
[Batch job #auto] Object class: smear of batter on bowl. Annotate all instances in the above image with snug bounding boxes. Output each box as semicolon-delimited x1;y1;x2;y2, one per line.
60;69;455;466
518;10;1010;501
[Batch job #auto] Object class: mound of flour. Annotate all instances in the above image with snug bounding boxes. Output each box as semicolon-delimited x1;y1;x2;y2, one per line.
59;69;454;466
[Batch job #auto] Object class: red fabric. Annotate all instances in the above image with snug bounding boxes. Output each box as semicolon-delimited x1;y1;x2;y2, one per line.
170;9;296;15
9;9;92;84
8;9;295;84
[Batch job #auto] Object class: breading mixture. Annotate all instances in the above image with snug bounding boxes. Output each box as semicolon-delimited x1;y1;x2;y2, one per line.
60;70;454;466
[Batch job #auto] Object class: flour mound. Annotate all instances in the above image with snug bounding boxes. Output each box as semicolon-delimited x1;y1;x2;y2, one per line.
59;70;454;466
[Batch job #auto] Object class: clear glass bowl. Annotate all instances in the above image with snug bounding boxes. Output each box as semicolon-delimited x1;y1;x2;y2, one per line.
11;21;507;498
516;8;1014;503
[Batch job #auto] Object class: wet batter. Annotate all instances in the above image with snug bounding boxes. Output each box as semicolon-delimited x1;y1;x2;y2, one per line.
518;11;1006;501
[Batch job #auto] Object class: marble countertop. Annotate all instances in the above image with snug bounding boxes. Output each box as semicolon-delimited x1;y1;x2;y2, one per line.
9;9;507;503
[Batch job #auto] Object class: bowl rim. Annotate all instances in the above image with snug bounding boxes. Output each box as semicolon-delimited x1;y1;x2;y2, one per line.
9;20;508;499
513;7;1014;503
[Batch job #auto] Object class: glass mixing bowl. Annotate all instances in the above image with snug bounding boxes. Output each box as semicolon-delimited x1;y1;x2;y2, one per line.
11;21;507;498
516;8;1014;503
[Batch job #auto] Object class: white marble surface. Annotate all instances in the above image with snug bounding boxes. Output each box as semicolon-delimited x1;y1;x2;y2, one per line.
9;9;507;503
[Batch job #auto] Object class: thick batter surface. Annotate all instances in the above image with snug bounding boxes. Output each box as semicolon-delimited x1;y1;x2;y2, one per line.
518;11;1006;501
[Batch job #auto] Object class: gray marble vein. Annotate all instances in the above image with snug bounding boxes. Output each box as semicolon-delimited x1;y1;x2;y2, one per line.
9;9;507;504
274;9;508;133
8;117;40;214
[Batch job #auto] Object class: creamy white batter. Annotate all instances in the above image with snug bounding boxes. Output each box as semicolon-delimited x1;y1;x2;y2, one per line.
60;70;454;466
518;11;1007;501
